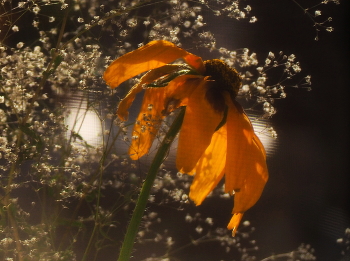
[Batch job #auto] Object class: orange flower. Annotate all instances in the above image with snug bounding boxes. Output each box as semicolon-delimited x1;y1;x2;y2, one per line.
104;40;268;235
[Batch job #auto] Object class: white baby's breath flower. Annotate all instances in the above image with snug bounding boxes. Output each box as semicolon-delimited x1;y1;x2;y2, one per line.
61;3;68;9
195;225;203;234
244;5;252;12
268;52;275;59
126;18;137;27
242;220;251;227
249;16;257;23
288;54;296;62
241;84;250;93
32;5;40;14
265;58;271;65
16;42;24;49
17;2;25;8
12;25;19;32
292;63;301;73
32;20;39;28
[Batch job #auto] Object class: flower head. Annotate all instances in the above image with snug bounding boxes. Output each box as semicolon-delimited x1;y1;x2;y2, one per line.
104;40;268;235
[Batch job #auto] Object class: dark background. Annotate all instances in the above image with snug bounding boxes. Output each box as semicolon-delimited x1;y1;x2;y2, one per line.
206;1;349;260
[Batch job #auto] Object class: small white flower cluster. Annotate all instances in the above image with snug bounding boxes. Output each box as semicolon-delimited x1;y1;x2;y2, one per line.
146;1;205;44
137;205;259;260
200;0;258;23
299;0;339;40
337;227;350;257
150;167;191;205
50;43;104;92
219;47;258;68
218;47;311;119
288;244;316;260
0;46;46;113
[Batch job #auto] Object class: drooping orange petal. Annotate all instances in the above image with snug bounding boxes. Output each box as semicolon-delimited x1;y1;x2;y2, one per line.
223;93;268;232
117;85;143;121
103;40;204;88
128;87;166;160
227;151;267;233
117;65;182;121
176;81;223;174
189;125;227;205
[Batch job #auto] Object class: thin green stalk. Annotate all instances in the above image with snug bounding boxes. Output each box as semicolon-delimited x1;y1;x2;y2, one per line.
81;147;108;260
290;0;319;24
117;107;186;261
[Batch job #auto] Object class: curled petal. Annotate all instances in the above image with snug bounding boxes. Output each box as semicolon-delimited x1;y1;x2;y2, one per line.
117;85;143;121
184;54;205;74
189;125;227;205
103;40;204;88
118;65;182;121
176;81;223;174
129;88;166;160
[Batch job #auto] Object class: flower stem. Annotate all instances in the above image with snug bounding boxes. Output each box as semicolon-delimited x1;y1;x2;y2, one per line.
117;107;186;261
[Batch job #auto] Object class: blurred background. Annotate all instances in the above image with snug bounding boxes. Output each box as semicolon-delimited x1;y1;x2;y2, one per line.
1;0;349;260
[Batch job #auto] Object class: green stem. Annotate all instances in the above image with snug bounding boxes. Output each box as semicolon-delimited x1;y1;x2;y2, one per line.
117;107;186;261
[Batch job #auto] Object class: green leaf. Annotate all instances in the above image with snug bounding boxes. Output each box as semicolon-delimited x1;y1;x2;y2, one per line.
146;69;199;88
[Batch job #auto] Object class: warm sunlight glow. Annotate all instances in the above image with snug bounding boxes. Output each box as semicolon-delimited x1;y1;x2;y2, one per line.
65;97;102;147
249;113;278;156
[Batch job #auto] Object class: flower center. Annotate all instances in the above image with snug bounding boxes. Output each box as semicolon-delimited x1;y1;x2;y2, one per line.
204;59;241;97
203;59;241;112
